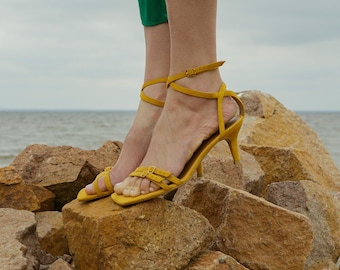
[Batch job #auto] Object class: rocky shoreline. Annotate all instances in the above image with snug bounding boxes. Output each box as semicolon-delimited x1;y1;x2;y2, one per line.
1;91;339;269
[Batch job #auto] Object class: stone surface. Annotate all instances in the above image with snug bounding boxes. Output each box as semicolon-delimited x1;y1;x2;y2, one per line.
174;179;314;270
266;180;340;269
2;90;339;269
0;208;39;270
48;258;74;270
0;166;55;211
238;90;340;191
10;141;122;210
185;250;249;270
202;140;264;196
63;197;215;270
35;211;69;256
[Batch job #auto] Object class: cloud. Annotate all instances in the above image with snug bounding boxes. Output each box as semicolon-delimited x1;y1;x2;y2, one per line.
0;0;339;111
0;1;144;110
217;0;340;110
219;0;340;45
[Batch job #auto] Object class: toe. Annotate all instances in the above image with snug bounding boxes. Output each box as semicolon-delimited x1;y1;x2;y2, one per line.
84;173;111;195
114;180;127;194
149;182;159;192
122;177;142;197
140;178;151;194
84;184;94;195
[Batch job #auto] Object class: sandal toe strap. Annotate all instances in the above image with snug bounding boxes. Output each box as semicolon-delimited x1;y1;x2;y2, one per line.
92;167;114;195
129;166;182;191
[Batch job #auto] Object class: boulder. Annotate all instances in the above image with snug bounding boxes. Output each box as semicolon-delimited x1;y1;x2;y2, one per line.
10;141;122;210
266;180;340;269
185;250;249;270
202;140;264;196
238;90;340;191
48;258;74;270
2;90;339;269
35;211;69;256
0;208;39;270
0;166;55;211
174;179;314;270
62;197;215;270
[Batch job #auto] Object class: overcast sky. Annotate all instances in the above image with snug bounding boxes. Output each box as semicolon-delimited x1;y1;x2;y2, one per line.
0;0;339;111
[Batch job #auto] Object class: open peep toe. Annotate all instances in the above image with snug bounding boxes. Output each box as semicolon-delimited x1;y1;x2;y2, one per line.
77;77;168;201
111;61;245;206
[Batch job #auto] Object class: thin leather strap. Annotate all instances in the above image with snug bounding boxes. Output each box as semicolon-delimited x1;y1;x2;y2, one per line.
167;61;225;87
93;167;114;195
166;61;244;136
129;166;183;191
140;77;168;107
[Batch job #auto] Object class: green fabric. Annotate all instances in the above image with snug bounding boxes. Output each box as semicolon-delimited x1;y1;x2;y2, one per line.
138;0;168;26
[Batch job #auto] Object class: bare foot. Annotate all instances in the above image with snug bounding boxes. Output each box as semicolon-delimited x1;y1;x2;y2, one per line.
114;70;238;197
84;82;166;195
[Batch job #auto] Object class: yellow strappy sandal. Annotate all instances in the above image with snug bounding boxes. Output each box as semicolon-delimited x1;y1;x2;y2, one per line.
77;77;168;201
111;61;245;206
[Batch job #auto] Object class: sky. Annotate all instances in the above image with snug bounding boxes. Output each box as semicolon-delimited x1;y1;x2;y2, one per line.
0;0;339;111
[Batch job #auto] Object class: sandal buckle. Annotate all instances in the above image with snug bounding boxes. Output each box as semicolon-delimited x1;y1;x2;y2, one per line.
185;68;197;77
140;166;157;177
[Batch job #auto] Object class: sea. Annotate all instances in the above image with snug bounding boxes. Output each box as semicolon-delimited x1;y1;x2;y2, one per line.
0;110;339;170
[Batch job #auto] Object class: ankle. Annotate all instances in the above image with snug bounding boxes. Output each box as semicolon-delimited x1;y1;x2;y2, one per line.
174;69;223;93
143;82;167;102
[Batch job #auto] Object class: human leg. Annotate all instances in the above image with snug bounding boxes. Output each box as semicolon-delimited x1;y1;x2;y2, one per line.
77;2;170;200
113;0;243;203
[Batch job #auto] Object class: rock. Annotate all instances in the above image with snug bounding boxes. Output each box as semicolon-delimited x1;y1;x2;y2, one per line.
62;197;215;270
35;211;69;256
0;208;74;270
30;184;56;211
86;140;122;169
238;91;340;191
3;90;339;269
185;250;249;270
0;208;39;270
202;141;264;196
174;179;314;270
48;258;74;270
0;166;55;211
266;180;340;269
10;141;122;210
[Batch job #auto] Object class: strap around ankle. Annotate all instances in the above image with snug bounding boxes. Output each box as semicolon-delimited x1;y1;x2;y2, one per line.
140;77;167;107
167;61;225;87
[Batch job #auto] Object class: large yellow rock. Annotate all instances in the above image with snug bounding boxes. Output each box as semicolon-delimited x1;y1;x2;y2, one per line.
202;140;264;196
0;208;39;270
0;166;55;211
62;197;215;270
185;250;249;270
239;91;340;191
10;141;122;210
266;180;340;269
174;179;313;270
35;211;69;256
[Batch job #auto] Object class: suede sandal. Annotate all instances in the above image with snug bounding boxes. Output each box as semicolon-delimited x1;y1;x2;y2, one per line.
111;61;245;206
77;167;114;201
77;77;168;202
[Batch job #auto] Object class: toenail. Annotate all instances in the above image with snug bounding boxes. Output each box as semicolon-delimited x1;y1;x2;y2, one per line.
149;187;154;192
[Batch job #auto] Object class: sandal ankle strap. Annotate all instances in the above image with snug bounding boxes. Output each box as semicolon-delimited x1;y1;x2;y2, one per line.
140;77;168;107
166;61;245;136
167;61;225;87
166;61;228;100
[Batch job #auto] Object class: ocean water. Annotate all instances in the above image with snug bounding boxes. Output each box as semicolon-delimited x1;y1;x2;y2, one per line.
0;110;339;170
0;111;135;167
